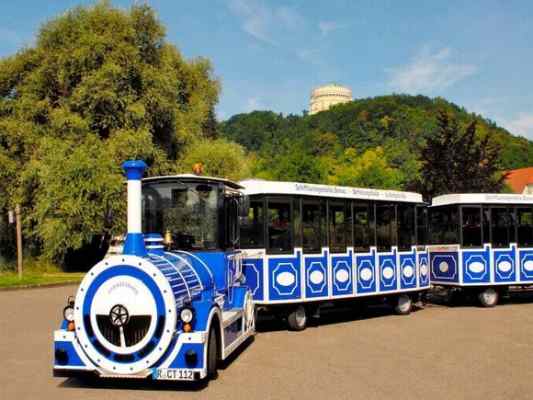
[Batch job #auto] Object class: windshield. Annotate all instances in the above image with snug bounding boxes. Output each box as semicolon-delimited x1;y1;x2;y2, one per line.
142;181;219;250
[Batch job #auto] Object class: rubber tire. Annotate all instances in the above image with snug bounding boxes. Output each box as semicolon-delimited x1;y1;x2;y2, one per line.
287;305;307;331
206;327;218;379
394;294;412;315
478;288;499;308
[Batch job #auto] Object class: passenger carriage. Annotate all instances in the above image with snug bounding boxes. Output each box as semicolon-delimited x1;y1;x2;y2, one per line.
238;180;431;330
53;161;255;382
428;193;533;307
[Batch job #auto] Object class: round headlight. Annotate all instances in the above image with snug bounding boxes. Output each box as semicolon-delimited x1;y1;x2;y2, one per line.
63;306;75;322
180;308;194;323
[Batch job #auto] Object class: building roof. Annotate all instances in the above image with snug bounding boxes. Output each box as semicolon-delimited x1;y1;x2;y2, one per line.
431;193;533;207
505;167;533;193
311;83;352;97
239;179;424;203
143;174;243;189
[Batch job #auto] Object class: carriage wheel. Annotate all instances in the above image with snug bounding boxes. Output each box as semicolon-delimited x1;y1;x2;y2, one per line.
394;294;412;315
478;288;499;308
287;305;307;331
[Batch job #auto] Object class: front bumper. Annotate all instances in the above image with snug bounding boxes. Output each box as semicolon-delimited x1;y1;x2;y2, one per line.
53;330;208;381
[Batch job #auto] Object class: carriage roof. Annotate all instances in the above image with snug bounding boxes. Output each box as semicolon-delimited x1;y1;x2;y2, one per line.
239;179;424;203
143;174;243;190
431;193;533;207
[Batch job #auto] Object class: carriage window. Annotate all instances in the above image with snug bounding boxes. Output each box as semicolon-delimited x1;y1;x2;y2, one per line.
398;204;415;250
346;202;354;248
429;206;458;244
225;196;239;248
329;201;346;253
416;206;428;245
142;181;219;250
482;207;491;245
517;208;533;247
241;199;265;248
302;199;323;253
491;208;514;248
462;207;482;248
293;198;302;248
267;199;292;253
376;203;397;251
354;202;373;251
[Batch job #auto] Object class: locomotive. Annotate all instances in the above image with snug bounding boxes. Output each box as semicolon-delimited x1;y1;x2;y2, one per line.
53;160;533;383
53;161;255;381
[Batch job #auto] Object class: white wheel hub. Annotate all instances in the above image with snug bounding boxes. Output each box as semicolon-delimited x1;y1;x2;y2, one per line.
481;288;498;306
294;306;306;327
397;295;412;313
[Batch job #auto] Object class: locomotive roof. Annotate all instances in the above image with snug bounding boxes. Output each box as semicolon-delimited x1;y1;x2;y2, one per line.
431;193;533;207
143;174;243;189
239;179;424;203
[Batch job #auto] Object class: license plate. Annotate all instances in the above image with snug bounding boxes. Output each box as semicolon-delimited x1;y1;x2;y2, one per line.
152;368;195;381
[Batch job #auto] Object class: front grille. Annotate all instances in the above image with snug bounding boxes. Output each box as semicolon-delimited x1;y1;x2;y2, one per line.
96;315;152;347
124;316;152;346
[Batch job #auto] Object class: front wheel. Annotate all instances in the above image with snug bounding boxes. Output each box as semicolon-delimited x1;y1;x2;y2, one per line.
478;288;499;308
394;294;412;315
206;327;218;379
287;305;307;331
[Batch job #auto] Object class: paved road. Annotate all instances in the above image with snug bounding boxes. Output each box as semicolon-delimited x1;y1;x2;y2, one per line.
1;286;533;400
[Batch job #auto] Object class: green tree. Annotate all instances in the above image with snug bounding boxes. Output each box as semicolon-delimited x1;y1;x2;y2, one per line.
416;111;507;199
0;1;219;263
329;147;403;189
177;138;251;181
220;94;533;182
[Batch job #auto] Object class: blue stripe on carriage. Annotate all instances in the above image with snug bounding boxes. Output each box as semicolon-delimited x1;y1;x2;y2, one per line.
268;252;301;301
243;259;264;301
462;247;491;284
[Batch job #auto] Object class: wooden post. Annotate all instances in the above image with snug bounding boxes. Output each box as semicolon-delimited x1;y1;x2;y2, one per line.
15;204;22;279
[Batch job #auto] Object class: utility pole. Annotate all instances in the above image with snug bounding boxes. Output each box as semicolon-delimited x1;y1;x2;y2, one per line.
15;204;22;279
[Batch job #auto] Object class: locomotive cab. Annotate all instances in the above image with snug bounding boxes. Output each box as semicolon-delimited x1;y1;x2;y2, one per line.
53;161;255;382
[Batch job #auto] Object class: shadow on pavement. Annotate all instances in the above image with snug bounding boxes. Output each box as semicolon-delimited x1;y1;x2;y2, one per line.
60;375;208;392
58;336;255;392
256;301;425;333
428;286;533;308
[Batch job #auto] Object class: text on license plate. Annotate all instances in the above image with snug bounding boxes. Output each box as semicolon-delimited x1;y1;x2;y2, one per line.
152;368;195;381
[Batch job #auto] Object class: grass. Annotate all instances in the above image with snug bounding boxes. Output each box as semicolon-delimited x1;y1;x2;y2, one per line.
0;258;84;288
0;272;84;288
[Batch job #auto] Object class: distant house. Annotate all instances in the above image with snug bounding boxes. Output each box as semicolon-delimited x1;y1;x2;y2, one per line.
505;167;533;194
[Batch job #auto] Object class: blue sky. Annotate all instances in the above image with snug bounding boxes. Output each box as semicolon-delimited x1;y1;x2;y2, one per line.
1;1;533;138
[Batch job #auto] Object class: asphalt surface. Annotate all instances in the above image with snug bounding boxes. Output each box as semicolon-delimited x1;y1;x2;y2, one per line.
1;286;533;400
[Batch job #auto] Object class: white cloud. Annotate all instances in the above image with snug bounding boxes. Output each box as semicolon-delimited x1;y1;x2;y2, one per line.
244;97;263;112
216;108;228;121
386;47;478;93
318;21;345;36
227;0;304;45
297;48;320;63
276;6;305;29
503;113;533;139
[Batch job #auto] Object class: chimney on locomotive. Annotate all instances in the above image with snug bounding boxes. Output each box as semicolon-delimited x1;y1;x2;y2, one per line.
122;160;147;257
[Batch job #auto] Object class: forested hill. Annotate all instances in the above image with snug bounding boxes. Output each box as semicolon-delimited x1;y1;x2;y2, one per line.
219;94;533;189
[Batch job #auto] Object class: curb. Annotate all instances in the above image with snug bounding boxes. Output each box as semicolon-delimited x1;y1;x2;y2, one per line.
0;280;81;292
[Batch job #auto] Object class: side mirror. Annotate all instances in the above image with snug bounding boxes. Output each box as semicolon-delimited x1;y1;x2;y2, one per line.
238;195;250;217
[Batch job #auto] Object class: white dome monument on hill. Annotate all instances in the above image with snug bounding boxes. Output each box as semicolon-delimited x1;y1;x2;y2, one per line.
309;83;352;115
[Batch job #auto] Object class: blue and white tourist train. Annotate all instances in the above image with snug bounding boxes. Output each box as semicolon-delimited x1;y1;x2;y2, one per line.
54;159;533;383
53;161;255;382
238;179;430;330
428;193;533;307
